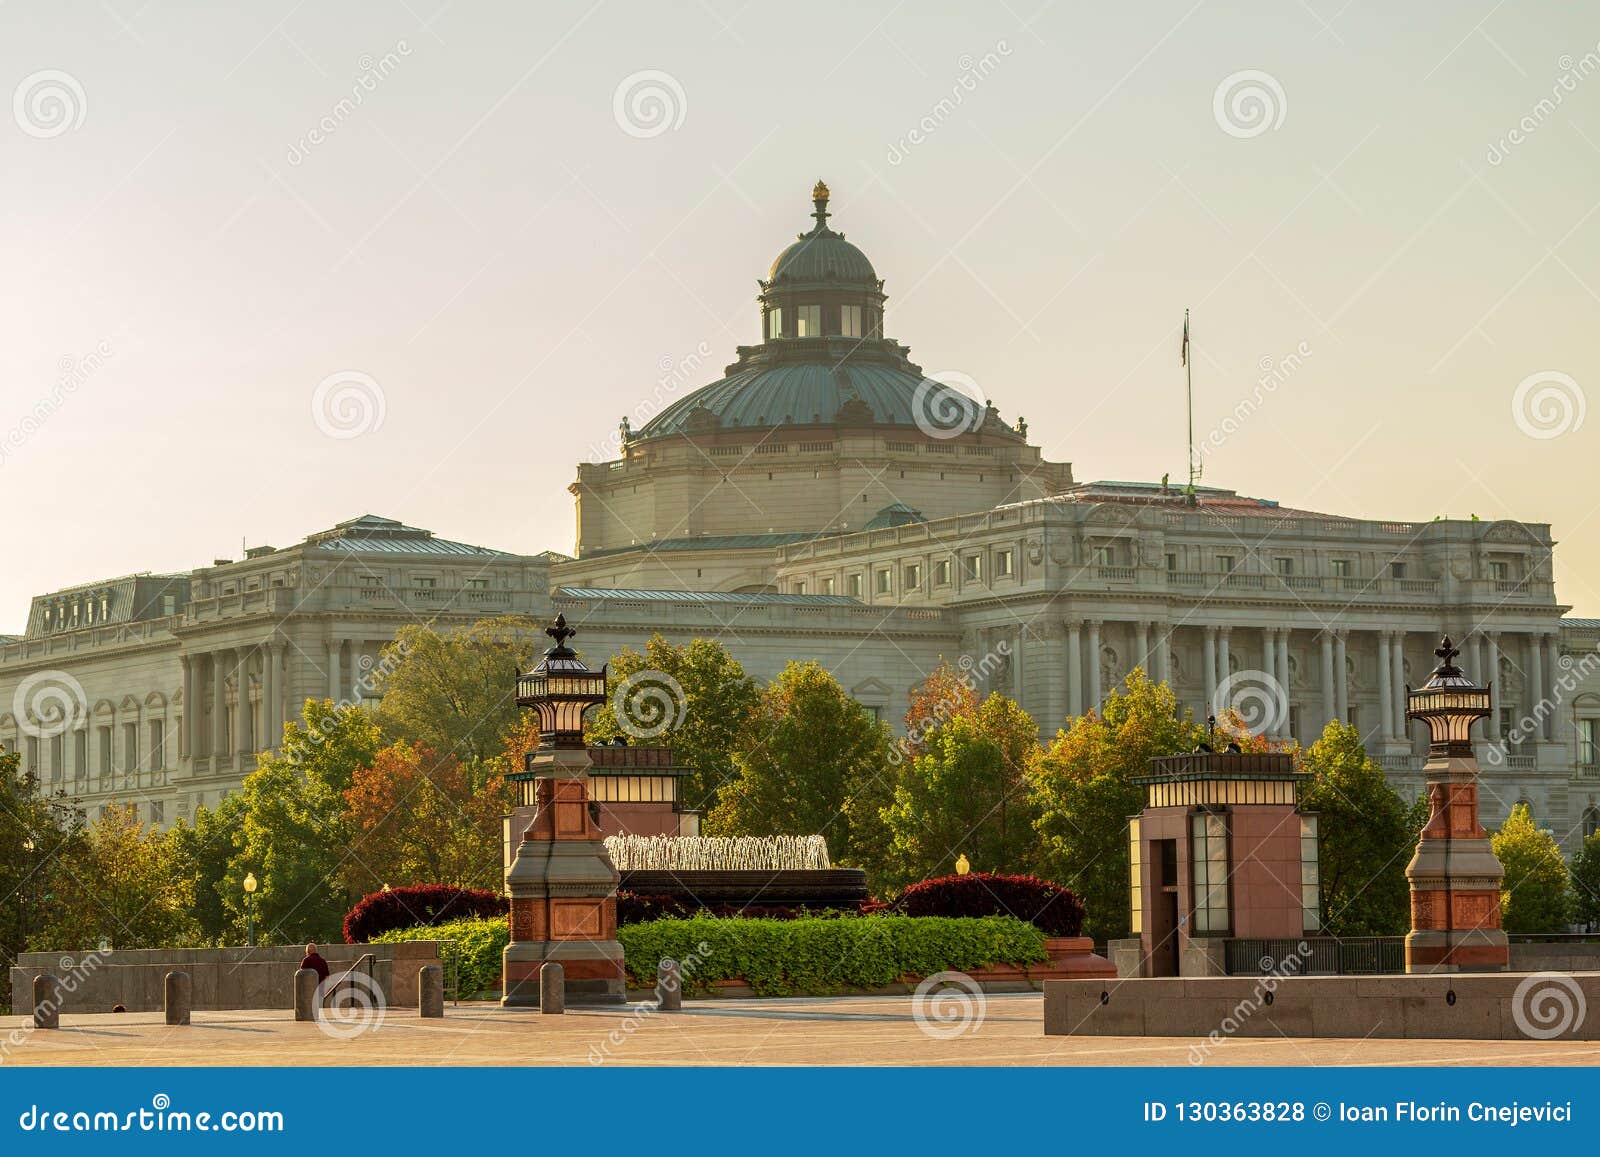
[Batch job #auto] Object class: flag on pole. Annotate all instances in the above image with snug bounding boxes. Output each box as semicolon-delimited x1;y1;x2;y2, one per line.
1180;311;1189;367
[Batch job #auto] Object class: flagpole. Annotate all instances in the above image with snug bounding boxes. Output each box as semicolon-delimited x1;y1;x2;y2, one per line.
1183;308;1196;505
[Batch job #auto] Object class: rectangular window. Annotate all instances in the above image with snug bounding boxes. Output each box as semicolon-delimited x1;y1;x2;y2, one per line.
997;549;1014;577
1580;719;1598;766
122;722;139;772
1274;557;1294;576
795;304;821;336
1128;819;1143;936
820;576;835;595
413;576;436;589
793;580;807;595
162;594;177;615
1300;815;1321;934
1489;560;1510;580
467;578;489;589
962;555;983;581
1093;545;1114;566
1189;811;1231;935
150;719;165;769
847;573;863;598
26;736;40;775
49;735;63;782
150;800;165;825
1331;559;1352;577
1216;554;1236;573
904;563;922;589
841;304;862;337
934;559;951;586
875;569;891;595
1166;552;1178;572
767;308;783;338
98;726;112;777
74;730;88;778
1389;562;1407;579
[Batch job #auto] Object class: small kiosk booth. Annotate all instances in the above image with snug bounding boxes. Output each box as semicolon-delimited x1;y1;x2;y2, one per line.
1127;749;1321;977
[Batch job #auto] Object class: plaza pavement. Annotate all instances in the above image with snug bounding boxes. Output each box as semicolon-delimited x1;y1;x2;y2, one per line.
4;994;1599;1066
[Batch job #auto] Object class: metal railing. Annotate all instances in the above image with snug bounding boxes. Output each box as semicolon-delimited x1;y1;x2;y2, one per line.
1225;936;1405;976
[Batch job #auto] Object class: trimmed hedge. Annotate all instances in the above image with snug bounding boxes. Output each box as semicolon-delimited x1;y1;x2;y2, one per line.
893;873;1086;937
616;914;1048;996
343;885;508;944
374;917;509;998
371;913;1048;999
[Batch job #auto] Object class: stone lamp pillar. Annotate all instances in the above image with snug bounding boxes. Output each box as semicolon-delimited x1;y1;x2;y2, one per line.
1403;637;1509;973
502;615;626;1006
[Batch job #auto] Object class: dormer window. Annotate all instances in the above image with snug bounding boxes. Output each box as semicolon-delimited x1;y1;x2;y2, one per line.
841;305;862;337
795;304;821;336
768;308;783;339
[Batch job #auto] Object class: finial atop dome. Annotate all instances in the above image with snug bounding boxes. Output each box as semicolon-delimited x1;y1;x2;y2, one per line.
811;178;831;230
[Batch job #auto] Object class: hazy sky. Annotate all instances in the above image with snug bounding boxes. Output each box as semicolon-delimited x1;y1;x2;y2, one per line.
3;1;1598;626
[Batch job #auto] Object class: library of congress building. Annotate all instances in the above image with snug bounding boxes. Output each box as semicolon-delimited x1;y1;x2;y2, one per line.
4;183;1598;851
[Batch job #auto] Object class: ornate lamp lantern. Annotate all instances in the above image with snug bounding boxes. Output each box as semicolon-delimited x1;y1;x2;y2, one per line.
1403;637;1508;973
515;615;607;749
502;614;625;1007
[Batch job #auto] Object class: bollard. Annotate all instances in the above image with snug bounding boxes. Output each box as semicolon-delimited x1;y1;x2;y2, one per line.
419;964;444;1019
293;968;319;1022
164;971;191;1026
656;958;682;1011
539;962;564;1014
32;974;61;1030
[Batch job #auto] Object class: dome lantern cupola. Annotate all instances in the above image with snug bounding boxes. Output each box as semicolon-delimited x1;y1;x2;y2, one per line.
759;180;885;342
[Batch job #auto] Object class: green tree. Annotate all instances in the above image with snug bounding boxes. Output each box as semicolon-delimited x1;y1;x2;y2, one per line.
706;661;894;868
1297;721;1420;936
375;615;538;770
586;634;760;814
227;699;381;945
165;794;246;944
1029;669;1204;941
37;805;199;952
0;748;87;1011
882;692;1040;887
1570;831;1600;929
1492;803;1571;934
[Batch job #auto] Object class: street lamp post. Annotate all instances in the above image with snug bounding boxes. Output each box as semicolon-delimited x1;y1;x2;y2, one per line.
20;836;35;946
243;871;258;947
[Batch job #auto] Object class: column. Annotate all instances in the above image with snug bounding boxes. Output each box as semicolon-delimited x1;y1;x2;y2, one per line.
1544;634;1563;742
1525;633;1544;742
1012;625;1027;718
1378;632;1395;740
1486;632;1501;724
328;638;343;702
264;642;280;749
1154;625;1170;685
1136;621;1151;676
1391;631;1407;739
1203;627;1218;716
1334;631;1348;723
1066;621;1083;717
1320;632;1335;724
210;650;229;760
1086;620;1102;711
1276;630;1291;739
1217;628;1231;687
236;646;254;755
179;654;193;762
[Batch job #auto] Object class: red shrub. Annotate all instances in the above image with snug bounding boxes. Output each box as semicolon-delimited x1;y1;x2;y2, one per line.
892;872;1085;937
342;885;508;944
617;892;692;925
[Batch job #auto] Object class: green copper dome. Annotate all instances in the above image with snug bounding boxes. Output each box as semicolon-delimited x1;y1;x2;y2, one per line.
768;181;878;284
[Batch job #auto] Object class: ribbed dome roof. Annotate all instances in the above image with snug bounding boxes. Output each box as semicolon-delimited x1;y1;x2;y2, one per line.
640;361;935;437
766;179;878;285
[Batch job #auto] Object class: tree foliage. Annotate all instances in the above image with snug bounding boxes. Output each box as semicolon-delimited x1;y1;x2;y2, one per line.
1569;831;1600;930
1297;721;1421;936
1028;669;1204;942
706;661;893;868
341;741;511;893
881;693;1039;888
1492;803;1571;934
585;634;760;814
375;616;537;769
